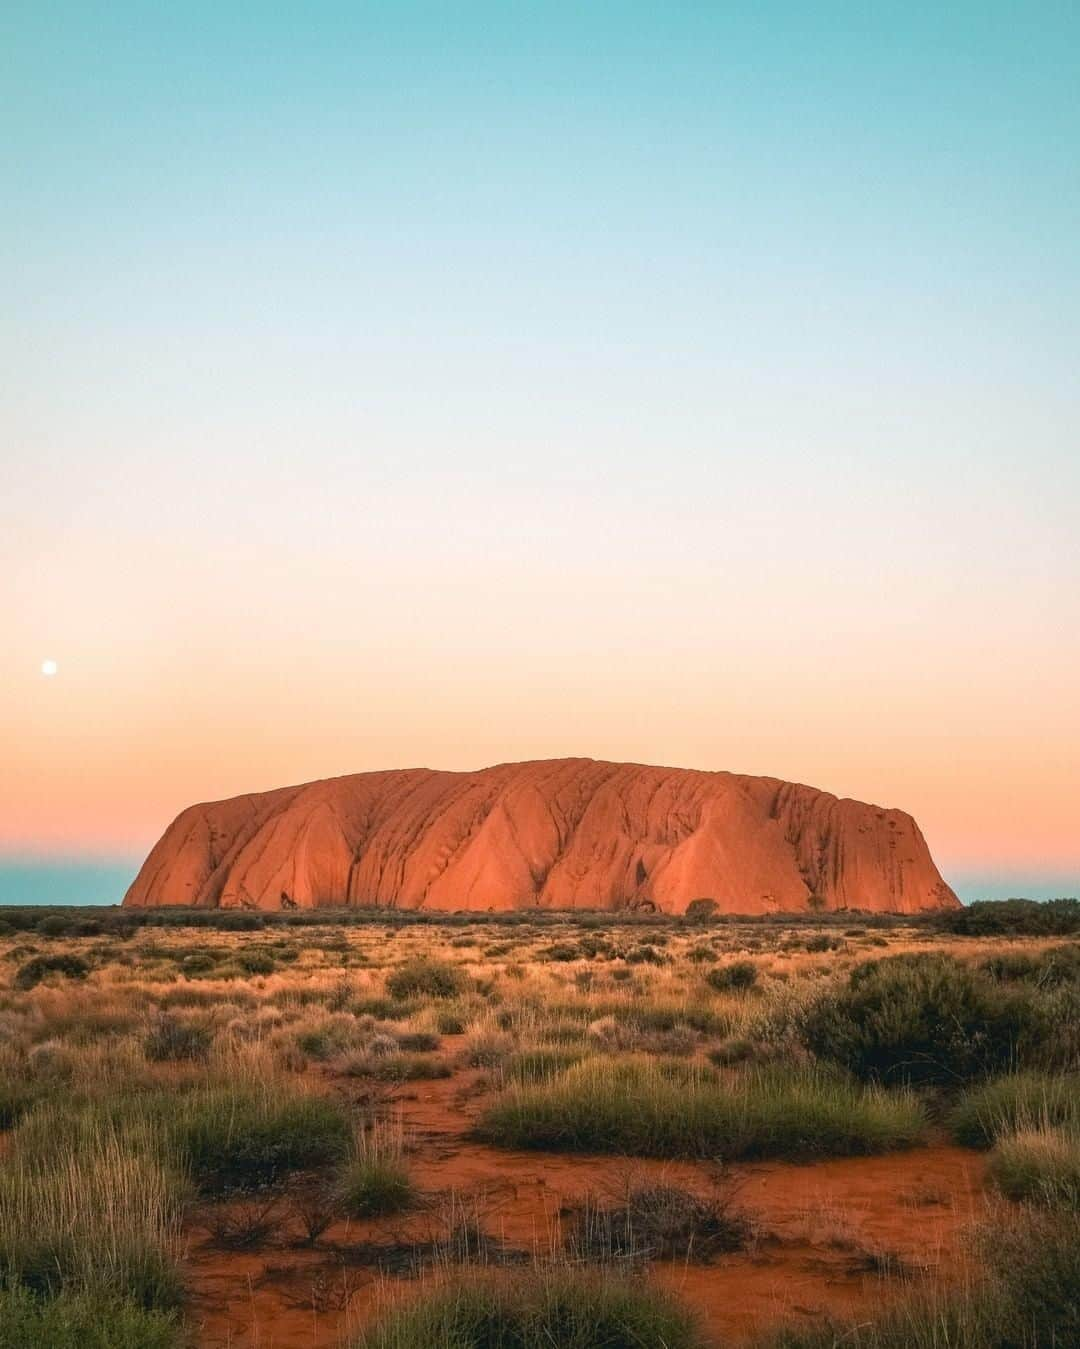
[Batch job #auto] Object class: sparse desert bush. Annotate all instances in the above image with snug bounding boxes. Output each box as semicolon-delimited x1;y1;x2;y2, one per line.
434;1007;468;1034
236;950;276;975
568;1181;754;1263
987;1127;1080;1209
478;1058;924;1160
804;934;842;953
705;960;758;992
540;941;581;962
396;1031;441;1053
0;1285;181;1349
948;1072;1080;1148
353;996;419;1020
352;1266;703;1349
386;959;466;1000
0;1080;44;1130
295;1016;361;1060
3;907;1077;1347
173;1084;352;1191
624;943;666;965
13;954;89;991
981;942;1080;988
686;944;717;963
0;1124;183;1310
799;953;1066;1085
35;915;74;938
144;1013;212;1063
339;1126;416;1218
466;1028;515;1069
503;1047;586;1082
339;1051;452;1082
684;897;719;922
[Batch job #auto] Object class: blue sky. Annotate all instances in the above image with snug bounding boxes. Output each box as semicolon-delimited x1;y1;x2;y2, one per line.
4;2;1078;903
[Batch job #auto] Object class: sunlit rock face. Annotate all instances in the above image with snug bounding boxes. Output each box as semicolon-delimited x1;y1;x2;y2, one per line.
123;758;959;915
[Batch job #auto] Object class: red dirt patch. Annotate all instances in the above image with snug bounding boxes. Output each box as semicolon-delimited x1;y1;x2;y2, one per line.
185;1067;985;1347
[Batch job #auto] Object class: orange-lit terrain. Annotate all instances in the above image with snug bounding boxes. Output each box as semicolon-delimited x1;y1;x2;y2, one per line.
3;904;1075;1348
123;759;958;915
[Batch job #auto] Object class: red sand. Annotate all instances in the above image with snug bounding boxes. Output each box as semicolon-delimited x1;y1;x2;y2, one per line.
186;1069;984;1348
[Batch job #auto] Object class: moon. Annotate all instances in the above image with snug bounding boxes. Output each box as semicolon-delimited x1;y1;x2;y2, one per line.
41;659;58;677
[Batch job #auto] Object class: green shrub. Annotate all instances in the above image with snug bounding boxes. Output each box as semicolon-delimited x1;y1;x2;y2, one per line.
624;944;665;965
386;960;466;1000
541;942;581;962
352;1266;703;1348
937;898;1080;937
987;1128;1080;1209
800;954;1057;1085
35;915;73;938
340;1052;451;1082
948;1072;1080;1148
177;951;218;976
705;960;758;992
396;1031;441;1053
13;954;89;991
980;944;1080;988
236;950;276;975
340;1129;416;1218
504;1048;586;1083
144;1014;212;1063
174;1087;351;1191
0;1285;181;1349
804;934;841;953
684;898;719;922
295;1018;359;1060
216;912;263;931
0;1127;182;1311
352;996;419;1020
478;1058;925;1161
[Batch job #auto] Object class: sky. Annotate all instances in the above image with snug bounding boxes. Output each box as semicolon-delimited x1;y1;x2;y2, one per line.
3;2;1078;904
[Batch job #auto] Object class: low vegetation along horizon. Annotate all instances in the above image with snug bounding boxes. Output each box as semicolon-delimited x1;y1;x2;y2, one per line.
0;897;1076;1346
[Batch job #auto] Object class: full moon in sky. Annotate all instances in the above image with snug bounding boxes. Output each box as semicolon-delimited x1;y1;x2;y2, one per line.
41;659;58;677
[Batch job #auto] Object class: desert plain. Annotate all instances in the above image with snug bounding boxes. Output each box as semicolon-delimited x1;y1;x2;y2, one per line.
0;897;1077;1347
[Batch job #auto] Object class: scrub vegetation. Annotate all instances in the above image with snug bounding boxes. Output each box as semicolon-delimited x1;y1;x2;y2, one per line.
0;899;1076;1345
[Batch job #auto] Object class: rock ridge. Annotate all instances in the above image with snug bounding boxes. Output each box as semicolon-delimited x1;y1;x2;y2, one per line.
123;758;958;914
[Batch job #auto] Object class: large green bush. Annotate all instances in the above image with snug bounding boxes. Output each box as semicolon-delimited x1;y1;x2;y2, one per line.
799;954;1066;1086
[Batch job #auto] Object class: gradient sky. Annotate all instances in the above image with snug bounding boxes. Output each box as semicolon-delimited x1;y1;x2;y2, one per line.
4;2;1078;903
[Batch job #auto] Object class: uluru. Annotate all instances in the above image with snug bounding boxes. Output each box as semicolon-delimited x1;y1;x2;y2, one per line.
124;758;958;915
